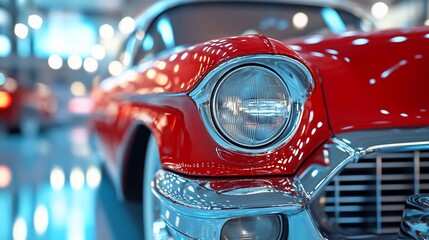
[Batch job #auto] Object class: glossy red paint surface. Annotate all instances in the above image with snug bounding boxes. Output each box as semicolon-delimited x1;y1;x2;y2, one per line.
93;26;429;178
284;26;429;134
92;35;332;177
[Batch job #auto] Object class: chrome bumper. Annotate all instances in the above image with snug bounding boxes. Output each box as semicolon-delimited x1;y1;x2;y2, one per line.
153;169;325;239
153;128;429;239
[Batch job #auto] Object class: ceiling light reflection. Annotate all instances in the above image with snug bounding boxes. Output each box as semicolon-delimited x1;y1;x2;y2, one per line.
34;205;49;235
352;38;369;45
289;45;302;51
390;36;407;43
380;109;389;115
325;49;338;55
304;36;323;44
13;217;27;240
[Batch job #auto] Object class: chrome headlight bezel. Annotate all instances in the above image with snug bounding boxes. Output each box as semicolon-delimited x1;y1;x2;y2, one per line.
190;54;314;154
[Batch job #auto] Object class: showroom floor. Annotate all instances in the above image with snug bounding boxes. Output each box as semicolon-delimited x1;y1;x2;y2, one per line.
0;122;143;240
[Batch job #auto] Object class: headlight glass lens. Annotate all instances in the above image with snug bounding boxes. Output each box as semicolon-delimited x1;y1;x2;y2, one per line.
221;215;283;240
212;65;291;148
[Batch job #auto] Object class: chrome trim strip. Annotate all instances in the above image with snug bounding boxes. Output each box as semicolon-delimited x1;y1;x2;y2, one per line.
153;170;303;215
298;137;358;201
334;176;340;221
190;54;314;154
414;151;420;195
375;154;382;234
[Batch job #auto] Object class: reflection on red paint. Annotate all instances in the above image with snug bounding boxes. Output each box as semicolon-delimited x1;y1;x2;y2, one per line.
0;165;12;188
0;91;12;109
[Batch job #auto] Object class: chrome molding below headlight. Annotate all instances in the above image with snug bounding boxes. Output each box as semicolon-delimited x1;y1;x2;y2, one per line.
153;169;325;239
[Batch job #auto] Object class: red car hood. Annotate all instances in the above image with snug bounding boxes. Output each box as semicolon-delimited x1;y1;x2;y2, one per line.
282;26;429;134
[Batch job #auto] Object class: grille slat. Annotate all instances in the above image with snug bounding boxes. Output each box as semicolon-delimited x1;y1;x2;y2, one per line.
322;150;429;236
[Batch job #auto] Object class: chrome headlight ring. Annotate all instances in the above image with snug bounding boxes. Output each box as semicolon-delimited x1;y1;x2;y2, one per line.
190;54;314;154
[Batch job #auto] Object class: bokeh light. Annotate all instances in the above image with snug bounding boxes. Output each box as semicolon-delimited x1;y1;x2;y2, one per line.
86;166;102;189
0;165;12;188
0;72;5;85
70;81;86;97
371;2;389;19
83;57;98;73
108;60;124;76
67;55;83;70
33;205;49;235
0;35;11;57
0;91;12;109
293;12;308;29
119;16;135;34
14;23;28;39
91;44;106;60
13;217;27;240
28;14;43;29
99;24;114;39
48;54;63;70
50;167;65;191
70;167;85;190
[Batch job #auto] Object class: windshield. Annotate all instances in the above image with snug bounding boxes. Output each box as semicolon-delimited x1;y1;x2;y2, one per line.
134;2;366;63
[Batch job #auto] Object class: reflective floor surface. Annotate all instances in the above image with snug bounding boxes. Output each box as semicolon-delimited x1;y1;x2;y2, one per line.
0;121;143;240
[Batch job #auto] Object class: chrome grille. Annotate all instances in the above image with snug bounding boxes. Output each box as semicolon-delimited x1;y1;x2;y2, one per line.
323;151;429;235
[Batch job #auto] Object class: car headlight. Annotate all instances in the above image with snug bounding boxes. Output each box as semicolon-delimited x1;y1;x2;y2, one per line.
191;54;314;154
221;215;284;240
212;65;291;147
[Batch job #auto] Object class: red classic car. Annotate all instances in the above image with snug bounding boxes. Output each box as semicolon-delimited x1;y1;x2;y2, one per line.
0;72;57;135
91;1;429;239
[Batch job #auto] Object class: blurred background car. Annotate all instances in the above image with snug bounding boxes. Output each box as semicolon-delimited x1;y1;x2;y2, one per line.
0;71;57;135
